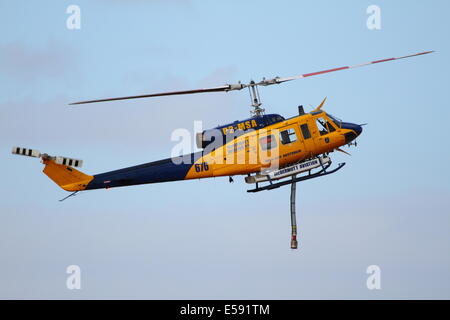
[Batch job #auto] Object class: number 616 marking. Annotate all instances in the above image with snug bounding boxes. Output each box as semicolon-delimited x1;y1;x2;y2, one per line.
195;162;209;172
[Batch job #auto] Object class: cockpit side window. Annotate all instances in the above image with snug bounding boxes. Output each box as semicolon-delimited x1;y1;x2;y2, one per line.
315;117;336;135
315;118;328;135
279;128;297;145
326;121;336;132
326;113;342;128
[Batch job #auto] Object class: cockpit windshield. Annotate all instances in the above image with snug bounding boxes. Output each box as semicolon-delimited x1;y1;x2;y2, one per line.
316;117;336;135
326;113;342;128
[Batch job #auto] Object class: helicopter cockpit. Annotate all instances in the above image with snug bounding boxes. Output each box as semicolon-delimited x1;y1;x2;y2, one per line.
315;112;363;143
326;113;342;128
312;112;342;135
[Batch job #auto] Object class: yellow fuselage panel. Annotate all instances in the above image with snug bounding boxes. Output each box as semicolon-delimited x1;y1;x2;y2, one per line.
185;112;351;179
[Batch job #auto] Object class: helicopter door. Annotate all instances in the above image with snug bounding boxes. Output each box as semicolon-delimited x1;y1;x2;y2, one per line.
210;133;260;176
278;125;303;165
299;121;316;158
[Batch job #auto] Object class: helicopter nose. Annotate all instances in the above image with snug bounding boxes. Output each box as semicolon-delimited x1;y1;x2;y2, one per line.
341;122;362;143
342;122;362;135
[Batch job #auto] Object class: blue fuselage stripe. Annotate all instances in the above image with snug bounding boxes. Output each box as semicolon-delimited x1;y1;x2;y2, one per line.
85;152;201;190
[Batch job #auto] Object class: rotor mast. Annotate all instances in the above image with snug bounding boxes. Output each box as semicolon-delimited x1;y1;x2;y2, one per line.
248;81;265;116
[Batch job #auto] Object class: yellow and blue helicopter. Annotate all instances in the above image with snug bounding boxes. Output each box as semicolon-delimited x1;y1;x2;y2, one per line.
12;51;433;248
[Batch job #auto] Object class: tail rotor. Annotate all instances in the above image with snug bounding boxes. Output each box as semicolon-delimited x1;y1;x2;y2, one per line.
12;146;83;168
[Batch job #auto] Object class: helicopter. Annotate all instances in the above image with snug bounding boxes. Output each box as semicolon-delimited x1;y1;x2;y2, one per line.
12;50;433;249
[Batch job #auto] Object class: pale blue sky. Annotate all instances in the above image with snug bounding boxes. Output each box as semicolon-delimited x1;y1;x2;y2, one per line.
1;0;449;299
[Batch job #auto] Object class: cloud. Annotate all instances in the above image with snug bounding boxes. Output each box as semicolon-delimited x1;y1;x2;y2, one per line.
0;66;245;171
0;41;76;83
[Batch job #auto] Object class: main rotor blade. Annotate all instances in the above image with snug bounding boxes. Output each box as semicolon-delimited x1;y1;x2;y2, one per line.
69;84;244;105
260;50;434;85
70;50;433;105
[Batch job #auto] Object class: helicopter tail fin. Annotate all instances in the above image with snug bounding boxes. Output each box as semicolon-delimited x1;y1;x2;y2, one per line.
11;146;93;192
42;159;93;192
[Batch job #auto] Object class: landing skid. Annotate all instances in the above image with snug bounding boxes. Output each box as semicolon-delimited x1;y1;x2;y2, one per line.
246;162;345;193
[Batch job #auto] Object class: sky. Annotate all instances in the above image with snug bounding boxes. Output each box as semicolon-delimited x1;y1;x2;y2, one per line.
0;0;449;299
